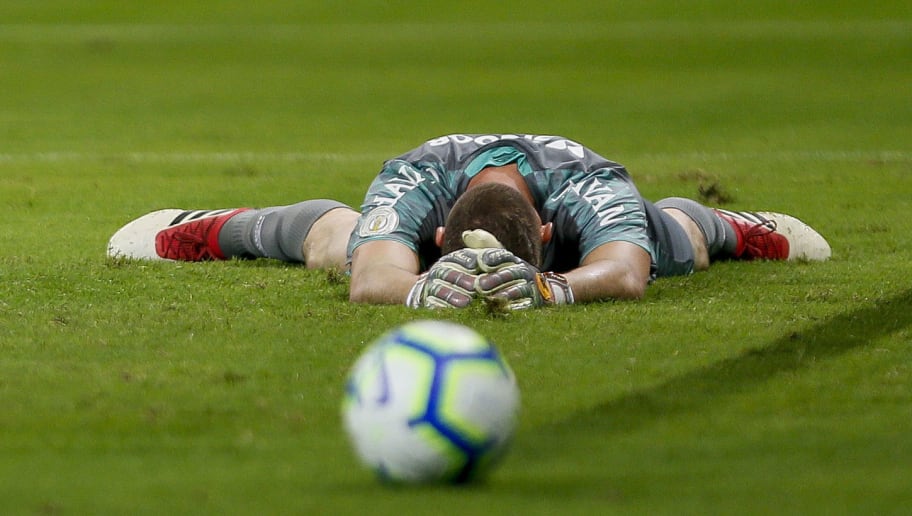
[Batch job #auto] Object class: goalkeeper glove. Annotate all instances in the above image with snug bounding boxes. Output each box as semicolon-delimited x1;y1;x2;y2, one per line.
405;248;482;309
475;248;574;310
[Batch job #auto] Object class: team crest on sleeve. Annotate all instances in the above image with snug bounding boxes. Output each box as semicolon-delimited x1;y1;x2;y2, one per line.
359;206;400;237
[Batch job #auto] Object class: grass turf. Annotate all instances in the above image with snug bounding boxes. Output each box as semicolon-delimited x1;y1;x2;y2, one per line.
1;1;911;514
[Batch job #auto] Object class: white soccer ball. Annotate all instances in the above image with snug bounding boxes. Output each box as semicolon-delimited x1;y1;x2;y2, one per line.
342;320;520;484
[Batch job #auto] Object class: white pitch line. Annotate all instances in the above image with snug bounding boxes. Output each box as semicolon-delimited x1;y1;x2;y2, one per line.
0;150;910;165
633;150;912;162
0;20;909;41
0;151;388;164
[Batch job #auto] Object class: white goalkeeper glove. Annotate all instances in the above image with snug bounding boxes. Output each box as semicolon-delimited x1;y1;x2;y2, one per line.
405;229;574;310
405;248;482;309
405;229;502;309
476;248;574;310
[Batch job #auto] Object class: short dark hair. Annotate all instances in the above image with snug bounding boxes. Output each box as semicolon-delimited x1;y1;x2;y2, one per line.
442;182;542;267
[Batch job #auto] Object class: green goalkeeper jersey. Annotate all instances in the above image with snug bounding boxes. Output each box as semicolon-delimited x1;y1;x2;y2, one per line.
347;134;655;275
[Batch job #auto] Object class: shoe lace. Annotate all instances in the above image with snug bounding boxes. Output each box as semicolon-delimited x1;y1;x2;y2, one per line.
161;223;217;261
742;219;780;257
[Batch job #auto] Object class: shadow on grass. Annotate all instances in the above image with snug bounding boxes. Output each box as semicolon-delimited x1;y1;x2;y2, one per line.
491;289;912;500
550;287;912;436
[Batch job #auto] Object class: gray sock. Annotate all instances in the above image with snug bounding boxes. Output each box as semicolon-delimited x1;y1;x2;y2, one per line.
654;197;734;256
218;200;350;263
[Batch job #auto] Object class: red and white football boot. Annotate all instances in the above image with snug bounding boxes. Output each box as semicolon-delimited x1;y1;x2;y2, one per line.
714;209;831;261
107;208;249;261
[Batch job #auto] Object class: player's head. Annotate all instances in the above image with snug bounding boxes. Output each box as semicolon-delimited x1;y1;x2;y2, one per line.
438;182;550;268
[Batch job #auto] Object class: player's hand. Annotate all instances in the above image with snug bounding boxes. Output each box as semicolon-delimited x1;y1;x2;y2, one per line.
405;249;483;309
475;248;538;295
475;249;575;310
488;271;575;310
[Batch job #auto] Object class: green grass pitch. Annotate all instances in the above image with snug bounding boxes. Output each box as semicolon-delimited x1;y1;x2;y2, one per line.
1;1;911;513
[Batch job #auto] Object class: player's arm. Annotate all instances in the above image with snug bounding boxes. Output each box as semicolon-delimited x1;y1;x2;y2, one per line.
563;240;652;302
349;240;421;304
558;171;653;302
477;240;651;309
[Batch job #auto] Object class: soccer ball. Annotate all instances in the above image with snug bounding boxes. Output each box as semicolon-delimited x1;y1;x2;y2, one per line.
342;320;520;484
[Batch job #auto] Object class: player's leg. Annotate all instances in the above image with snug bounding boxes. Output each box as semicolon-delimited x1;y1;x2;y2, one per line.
659;208;711;271
654;197;831;262
217;200;354;265
642;201;699;276
107;200;357;267
300;206;360;269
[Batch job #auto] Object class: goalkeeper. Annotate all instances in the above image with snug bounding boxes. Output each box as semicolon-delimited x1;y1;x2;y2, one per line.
108;134;832;309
